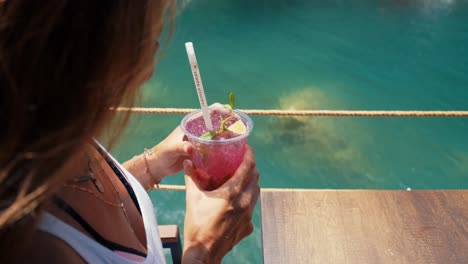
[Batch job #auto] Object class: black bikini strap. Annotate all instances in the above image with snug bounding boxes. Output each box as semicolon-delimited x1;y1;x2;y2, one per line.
107;158;142;215
94;142;142;216
52;196;146;258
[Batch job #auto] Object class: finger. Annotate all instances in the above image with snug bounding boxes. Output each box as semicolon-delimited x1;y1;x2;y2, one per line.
235;222;254;245
175;142;193;156
225;145;256;189
166;126;185;141
172;125;184;135
157;126;186;151
244;222;254;238
184;160;209;192
251;168;260;185
242;177;260;217
249;182;260;213
184;160;197;191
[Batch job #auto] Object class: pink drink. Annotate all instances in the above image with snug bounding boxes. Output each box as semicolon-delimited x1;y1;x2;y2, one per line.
181;108;253;190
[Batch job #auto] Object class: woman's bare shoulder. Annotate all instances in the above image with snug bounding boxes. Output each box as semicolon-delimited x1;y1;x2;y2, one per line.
22;230;85;264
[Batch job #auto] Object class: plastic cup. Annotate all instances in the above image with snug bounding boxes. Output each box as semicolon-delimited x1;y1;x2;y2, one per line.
181;108;254;190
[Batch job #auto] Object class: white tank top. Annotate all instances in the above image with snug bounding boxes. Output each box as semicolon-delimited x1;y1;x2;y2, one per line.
37;149;166;264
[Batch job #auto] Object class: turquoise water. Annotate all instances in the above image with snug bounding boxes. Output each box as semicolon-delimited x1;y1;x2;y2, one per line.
112;0;468;262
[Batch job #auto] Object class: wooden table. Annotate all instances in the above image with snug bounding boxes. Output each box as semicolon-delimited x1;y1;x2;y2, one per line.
260;190;468;264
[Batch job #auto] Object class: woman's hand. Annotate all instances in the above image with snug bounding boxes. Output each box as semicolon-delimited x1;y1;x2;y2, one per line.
182;145;260;264
123;126;192;190
146;126;193;181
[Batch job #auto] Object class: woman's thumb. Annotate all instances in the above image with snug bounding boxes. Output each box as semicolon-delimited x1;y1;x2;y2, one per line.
176;142;192;156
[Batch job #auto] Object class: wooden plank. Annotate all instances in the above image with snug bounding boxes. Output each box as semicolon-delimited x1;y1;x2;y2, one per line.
158;225;182;264
261;190;468;264
158;225;179;244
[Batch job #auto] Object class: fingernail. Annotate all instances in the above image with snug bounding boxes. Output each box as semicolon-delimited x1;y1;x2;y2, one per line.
184;143;192;154
183;159;190;169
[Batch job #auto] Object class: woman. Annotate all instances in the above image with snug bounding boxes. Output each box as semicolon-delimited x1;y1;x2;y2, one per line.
0;1;260;263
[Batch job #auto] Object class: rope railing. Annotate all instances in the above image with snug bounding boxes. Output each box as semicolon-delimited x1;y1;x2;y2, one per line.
116;107;468;117
119;107;467;192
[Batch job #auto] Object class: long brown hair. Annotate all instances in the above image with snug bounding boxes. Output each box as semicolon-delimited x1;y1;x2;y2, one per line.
0;0;174;256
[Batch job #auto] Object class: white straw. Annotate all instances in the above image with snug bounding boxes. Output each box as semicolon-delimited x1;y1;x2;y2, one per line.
185;42;213;131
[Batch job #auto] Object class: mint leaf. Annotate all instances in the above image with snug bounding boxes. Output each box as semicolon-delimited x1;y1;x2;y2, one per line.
221;115;233;130
200;131;216;140
229;92;235;109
